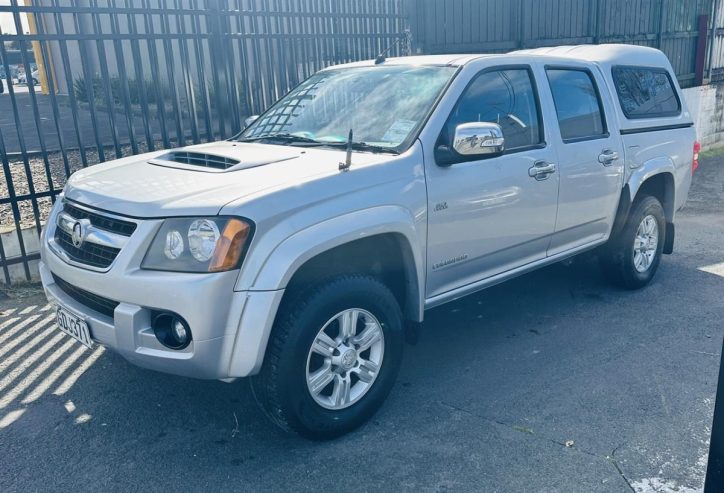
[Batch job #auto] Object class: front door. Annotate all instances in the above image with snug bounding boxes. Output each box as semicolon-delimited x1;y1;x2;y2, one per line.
425;66;560;300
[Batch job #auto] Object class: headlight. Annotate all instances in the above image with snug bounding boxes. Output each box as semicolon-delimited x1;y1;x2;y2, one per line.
141;217;253;273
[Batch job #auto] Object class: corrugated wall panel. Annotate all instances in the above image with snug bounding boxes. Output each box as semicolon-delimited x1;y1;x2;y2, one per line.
408;0;714;87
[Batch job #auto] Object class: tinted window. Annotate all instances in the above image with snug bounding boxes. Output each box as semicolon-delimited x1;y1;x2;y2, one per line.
446;69;542;150
612;66;681;119
547;69;606;142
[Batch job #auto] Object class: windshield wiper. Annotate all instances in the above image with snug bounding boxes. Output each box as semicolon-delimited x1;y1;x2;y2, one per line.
238;133;399;154
322;141;400;155
236;133;324;145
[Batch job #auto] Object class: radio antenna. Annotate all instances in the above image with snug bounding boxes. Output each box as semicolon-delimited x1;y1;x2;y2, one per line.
375;30;411;65
339;129;353;171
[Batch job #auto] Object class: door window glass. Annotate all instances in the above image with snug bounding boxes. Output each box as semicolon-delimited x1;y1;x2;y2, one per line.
445;69;542;151
546;69;606;142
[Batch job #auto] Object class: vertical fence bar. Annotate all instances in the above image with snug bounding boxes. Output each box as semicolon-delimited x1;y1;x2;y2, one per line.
52;0;89;167
220;3;242;134
126;0;156;151
190;0;214;140
205;0;227;138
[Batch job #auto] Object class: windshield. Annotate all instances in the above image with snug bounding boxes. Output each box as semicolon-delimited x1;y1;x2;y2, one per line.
239;65;457;152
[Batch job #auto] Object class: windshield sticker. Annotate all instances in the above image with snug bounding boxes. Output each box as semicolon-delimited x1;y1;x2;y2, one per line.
382;120;417;143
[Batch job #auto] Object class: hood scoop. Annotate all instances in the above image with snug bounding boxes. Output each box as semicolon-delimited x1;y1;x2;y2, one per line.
148;145;301;173
158;151;239;170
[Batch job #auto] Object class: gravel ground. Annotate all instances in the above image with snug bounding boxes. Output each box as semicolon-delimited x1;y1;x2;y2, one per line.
0;141;166;231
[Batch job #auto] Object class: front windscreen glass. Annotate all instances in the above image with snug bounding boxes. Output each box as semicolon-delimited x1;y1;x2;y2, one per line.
239;65;457;152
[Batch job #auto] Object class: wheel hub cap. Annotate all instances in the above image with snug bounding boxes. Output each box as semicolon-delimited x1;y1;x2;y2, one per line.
339;348;357;370
306;308;385;410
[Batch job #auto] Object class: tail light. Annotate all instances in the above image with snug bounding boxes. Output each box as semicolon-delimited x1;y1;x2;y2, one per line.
692;141;701;175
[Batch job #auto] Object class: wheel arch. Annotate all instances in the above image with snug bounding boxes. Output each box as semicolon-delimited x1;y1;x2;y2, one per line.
228;207;425;377
617;165;676;254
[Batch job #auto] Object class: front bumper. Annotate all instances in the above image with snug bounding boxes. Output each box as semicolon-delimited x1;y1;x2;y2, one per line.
39;202;284;380
40;260;244;379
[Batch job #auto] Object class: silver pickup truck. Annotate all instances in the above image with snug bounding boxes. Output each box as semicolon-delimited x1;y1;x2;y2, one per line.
40;44;697;439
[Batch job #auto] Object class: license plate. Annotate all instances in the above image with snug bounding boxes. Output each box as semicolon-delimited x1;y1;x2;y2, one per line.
56;305;94;349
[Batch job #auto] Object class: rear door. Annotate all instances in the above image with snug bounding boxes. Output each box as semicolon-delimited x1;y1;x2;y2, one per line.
543;65;625;255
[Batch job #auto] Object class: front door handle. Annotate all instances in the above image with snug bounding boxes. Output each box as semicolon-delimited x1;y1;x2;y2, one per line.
528;161;557;181
598;149;619;166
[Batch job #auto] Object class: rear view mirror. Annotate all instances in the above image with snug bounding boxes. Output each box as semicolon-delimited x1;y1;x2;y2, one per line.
436;122;505;166
453;122;505;156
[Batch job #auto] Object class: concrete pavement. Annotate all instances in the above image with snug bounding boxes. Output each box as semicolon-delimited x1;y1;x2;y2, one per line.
1;155;723;492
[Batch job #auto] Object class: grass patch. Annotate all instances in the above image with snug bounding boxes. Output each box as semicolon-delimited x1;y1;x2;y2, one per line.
700;146;724;160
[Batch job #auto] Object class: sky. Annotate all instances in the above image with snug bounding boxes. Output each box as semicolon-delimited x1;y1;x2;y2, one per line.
0;1;31;35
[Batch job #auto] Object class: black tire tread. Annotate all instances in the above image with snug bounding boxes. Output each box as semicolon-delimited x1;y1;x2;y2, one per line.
250;274;401;437
601;195;665;289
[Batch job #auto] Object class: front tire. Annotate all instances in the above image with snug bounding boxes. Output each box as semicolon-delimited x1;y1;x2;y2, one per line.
600;195;666;289
251;275;404;440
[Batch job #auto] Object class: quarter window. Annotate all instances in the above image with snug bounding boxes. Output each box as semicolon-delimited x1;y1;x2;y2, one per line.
612;66;681;119
445;68;543;151
546;69;606;142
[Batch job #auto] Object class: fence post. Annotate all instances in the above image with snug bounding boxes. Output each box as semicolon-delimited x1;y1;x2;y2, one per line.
205;0;227;138
518;0;526;49
708;0;722;80
657;0;666;49
403;0;420;54
696;14;710;86
592;0;601;44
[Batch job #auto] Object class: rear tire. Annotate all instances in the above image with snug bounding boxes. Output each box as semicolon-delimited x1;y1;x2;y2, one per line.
250;275;404;440
600;195;666;289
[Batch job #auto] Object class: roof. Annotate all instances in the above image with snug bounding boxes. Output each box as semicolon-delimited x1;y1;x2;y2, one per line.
326;44;672;70
323;54;496;70
512;44;672;67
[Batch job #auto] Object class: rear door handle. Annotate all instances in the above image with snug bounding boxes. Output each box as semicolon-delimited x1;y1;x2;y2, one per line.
598;149;619;166
528;161;557;181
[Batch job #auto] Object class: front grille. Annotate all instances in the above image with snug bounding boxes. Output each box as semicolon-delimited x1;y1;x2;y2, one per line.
52;201;135;270
53;274;119;318
55;228;121;269
63;202;137;236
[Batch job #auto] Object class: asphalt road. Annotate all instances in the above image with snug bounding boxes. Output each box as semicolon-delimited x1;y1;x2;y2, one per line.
1;156;724;492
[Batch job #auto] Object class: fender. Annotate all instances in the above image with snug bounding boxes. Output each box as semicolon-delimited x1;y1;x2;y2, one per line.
242;205;424;305
226;206;426;377
626;156;676;220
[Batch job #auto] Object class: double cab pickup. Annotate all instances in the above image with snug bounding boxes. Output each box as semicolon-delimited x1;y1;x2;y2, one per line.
41;44;697;438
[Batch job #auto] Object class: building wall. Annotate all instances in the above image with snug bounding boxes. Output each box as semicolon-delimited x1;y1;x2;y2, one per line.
683;83;724;149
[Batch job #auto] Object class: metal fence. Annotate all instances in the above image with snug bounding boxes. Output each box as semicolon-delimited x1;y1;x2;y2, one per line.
1;0;724;286
407;0;715;88
0;0;408;284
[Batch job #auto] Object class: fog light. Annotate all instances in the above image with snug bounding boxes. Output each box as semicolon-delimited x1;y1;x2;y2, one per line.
152;313;192;350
